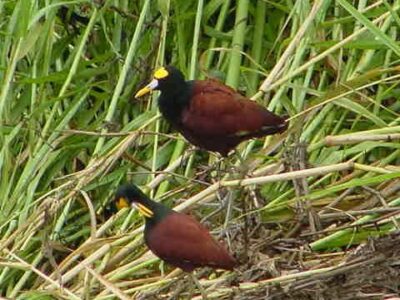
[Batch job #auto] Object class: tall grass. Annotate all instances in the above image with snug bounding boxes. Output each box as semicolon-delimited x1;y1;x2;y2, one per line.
0;0;399;298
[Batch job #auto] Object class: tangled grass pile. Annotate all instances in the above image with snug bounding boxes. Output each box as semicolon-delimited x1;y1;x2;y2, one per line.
0;1;399;299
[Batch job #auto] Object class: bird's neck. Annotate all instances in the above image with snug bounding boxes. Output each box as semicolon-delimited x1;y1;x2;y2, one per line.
141;198;172;227
158;81;192;125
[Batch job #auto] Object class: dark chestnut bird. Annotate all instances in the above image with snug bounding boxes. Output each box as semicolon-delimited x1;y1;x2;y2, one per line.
135;66;287;156
114;184;236;272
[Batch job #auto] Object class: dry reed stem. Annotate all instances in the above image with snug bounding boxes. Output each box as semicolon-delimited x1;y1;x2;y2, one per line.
5;250;80;300
326;133;400;145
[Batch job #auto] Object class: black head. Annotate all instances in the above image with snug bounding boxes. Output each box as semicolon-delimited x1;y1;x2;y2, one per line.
113;184;172;221
115;184;147;205
135;66;186;98
113;184;154;218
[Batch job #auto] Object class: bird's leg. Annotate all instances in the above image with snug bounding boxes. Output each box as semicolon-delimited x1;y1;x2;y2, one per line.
159;261;165;277
229;149;250;177
207;150;248;180
167;275;187;300
284;141;321;234
195;152;224;181
208;152;225;180
232;149;245;165
231;151;252;260
241;192;250;261
186;275;195;299
190;273;208;300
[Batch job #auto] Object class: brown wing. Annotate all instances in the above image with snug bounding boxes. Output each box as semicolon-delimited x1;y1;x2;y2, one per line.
182;79;286;138
146;212;236;272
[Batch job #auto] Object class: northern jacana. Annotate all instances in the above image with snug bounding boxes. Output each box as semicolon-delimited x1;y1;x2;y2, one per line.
135;66;288;156
114;184;237;272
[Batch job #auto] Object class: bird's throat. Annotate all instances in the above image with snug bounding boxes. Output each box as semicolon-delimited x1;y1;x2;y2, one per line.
158;81;192;126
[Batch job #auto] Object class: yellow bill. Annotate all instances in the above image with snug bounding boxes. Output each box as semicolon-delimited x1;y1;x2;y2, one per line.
136;203;154;218
135;79;159;98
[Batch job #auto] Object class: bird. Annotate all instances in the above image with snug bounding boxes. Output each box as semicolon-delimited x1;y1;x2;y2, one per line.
135;65;288;156
113;184;237;272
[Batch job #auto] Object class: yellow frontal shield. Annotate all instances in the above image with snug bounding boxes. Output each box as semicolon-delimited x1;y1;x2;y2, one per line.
116;197;130;210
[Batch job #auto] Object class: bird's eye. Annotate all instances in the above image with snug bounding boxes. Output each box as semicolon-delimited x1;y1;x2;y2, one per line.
103;203;117;219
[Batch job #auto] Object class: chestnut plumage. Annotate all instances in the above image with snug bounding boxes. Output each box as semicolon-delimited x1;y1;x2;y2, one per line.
135;66;287;156
114;184;236;272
